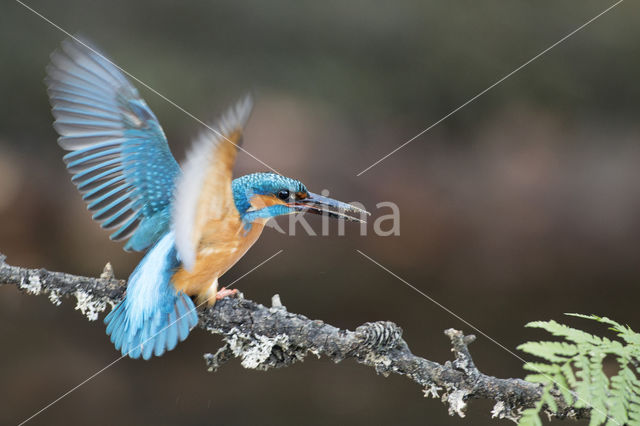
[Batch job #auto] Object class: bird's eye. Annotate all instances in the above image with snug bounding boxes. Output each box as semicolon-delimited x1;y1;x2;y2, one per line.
277;189;290;201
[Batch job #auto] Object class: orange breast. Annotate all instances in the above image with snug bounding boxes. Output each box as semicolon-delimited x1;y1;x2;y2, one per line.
172;212;266;297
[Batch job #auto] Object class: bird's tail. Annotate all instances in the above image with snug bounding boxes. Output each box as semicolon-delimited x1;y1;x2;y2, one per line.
104;232;198;360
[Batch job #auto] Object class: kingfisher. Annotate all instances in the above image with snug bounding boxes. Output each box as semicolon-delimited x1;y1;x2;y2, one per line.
46;38;367;360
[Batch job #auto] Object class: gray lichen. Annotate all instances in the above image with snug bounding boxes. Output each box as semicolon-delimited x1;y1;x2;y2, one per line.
20;274;42;295
48;288;62;306
445;389;469;418
362;351;393;376
423;383;443;399
227;331;293;370
491;401;520;424
73;290;109;321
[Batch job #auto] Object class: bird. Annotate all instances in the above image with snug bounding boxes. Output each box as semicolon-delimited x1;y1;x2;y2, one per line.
45;38;368;360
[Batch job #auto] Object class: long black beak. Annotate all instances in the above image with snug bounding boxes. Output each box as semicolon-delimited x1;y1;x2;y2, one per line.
289;192;370;223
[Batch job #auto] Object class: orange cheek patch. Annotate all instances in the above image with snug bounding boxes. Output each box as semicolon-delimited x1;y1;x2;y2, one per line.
249;194;283;210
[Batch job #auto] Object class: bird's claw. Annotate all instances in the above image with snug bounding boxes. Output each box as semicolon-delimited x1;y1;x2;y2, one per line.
216;287;238;300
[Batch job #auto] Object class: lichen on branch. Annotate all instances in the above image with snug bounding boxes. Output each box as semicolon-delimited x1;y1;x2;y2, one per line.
0;253;590;422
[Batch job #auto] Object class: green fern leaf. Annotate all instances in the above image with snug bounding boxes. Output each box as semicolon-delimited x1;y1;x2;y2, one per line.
518;341;578;362
517;314;640;426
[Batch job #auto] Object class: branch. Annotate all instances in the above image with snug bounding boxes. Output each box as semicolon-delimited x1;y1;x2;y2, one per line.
0;253;589;422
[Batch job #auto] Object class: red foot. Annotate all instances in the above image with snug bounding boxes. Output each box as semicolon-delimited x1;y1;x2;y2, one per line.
216;287;238;300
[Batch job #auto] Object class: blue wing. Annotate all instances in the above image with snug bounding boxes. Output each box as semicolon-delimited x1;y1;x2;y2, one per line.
46;38;180;251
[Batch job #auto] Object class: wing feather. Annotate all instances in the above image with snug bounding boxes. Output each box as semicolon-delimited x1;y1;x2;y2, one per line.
172;96;253;270
47;38;181;251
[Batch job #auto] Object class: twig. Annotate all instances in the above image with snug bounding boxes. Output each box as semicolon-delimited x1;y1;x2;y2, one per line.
0;253;590;422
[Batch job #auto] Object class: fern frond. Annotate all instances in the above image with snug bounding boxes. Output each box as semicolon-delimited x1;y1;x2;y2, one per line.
517;314;640;426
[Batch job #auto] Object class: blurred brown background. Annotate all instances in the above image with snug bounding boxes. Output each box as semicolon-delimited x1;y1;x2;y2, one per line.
1;1;639;425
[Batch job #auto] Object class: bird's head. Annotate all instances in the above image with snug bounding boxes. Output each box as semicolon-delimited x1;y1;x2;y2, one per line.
232;172;369;226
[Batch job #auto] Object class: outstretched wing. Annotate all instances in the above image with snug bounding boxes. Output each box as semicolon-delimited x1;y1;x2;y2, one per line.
46;38;180;251
172;96;253;271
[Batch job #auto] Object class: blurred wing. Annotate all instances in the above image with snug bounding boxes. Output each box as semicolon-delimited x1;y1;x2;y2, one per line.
46;38;181;251
173;96;253;271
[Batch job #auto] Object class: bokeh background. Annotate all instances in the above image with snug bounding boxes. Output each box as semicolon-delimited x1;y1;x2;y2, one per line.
1;1;639;425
